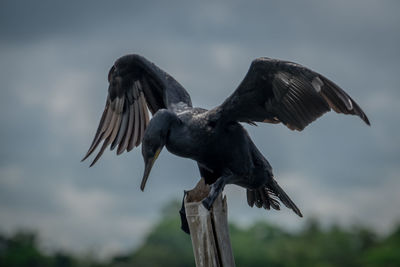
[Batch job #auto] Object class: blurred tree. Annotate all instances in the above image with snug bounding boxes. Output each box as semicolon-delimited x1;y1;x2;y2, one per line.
0;230;51;267
1;201;400;267
109;200;194;267
362;225;400;267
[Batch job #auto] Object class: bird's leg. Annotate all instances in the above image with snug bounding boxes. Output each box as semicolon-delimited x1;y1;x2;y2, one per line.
202;175;229;210
179;190;190;234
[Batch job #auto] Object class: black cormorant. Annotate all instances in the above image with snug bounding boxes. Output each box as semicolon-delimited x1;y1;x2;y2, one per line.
82;54;369;220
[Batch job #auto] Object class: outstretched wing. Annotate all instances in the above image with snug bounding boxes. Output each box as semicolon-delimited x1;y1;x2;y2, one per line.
213;57;369;130
82;54;192;166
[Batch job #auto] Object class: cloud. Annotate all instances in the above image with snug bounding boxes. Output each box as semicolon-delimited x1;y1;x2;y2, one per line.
0;0;399;257
226;169;400;234
0;164;153;258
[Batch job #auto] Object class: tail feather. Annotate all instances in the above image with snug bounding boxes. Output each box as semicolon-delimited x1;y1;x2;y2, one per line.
269;180;303;217
246;179;303;217
246;189;255;207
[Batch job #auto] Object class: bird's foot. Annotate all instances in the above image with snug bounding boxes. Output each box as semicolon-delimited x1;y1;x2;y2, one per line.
179;190;190;234
202;197;213;210
201;175;229;210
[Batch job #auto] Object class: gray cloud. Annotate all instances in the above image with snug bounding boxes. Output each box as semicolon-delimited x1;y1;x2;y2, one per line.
0;0;399;258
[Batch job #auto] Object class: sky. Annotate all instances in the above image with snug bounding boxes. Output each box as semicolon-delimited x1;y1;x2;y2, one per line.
1;0;399;258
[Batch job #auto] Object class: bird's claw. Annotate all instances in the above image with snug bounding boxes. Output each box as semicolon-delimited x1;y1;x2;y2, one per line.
179;191;190;234
202;198;212;210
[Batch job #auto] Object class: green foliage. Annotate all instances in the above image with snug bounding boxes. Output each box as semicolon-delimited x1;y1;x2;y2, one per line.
362;226;400;267
125;217;194;267
0;231;51;267
1;203;400;267
110;200;194;267
0;231;104;267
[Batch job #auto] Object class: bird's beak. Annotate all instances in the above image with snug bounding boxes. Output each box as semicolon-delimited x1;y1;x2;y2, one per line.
140;148;161;191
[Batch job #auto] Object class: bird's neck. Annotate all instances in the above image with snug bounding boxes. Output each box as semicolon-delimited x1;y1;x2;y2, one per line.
149;109;180;138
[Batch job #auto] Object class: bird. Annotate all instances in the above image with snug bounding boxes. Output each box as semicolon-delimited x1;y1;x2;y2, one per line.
82;54;370;223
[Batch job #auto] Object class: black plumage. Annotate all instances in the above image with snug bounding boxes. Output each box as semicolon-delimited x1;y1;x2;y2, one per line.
82;54;370;221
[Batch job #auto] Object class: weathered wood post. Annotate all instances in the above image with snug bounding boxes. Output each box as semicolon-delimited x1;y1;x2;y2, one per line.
184;179;236;267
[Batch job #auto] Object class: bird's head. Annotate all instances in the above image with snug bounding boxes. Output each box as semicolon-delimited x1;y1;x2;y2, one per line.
140;109;178;191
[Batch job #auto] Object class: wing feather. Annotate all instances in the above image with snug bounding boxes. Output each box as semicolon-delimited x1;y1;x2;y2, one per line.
90;136;111;167
117;104;134;155
109;96;124;145
212;57;370;131
135;89;144;147
103;109;118;139
141;91;150;127
81;101;110;161
246;189;255;207
111;103;128;150
82;54;192;165
128;96;140;151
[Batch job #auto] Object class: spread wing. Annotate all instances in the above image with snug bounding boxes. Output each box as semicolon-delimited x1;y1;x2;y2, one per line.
82;54;192;166
213;57;369;130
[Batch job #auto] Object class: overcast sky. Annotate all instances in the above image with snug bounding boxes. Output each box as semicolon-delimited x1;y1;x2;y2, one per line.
1;0;399;258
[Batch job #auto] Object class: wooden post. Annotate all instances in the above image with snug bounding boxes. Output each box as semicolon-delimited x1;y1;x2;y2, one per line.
184;179;236;267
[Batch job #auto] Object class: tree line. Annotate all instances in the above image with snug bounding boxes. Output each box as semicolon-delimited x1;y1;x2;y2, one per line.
1;201;399;267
